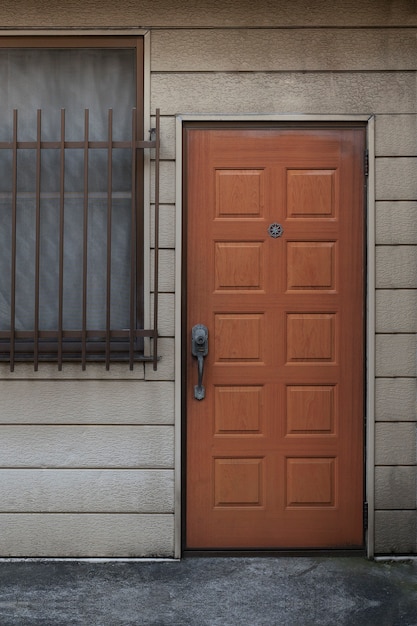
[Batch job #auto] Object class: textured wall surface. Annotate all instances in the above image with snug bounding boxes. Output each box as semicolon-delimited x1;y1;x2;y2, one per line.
0;0;416;556
0;0;416;27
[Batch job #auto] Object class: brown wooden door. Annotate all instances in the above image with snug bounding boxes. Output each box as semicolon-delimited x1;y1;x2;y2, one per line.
185;125;365;549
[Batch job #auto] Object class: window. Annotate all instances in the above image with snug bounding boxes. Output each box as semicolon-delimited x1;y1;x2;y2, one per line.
0;37;159;370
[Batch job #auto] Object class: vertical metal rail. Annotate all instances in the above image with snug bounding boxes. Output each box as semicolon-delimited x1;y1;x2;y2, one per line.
105;109;113;370
153;109;161;370
58;109;65;370
34;110;42;371
10;110;18;372
129;109;137;369
81;109;89;370
3;107;161;368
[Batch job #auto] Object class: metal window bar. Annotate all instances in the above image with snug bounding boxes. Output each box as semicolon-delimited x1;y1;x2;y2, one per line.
10;110;18;372
58;109;66;371
82;109;89;371
129;109;137;370
105;109;113;371
34;110;41;371
153;110;160;372
0;108;161;370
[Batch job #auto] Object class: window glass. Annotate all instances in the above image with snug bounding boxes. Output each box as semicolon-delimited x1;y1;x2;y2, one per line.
0;47;136;337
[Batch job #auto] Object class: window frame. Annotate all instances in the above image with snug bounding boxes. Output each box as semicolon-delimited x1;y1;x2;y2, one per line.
0;35;157;370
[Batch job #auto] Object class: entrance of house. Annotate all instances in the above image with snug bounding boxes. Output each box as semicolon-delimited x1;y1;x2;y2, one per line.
184;123;366;550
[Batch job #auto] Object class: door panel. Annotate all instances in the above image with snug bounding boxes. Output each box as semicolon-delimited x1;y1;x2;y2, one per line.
185;126;365;549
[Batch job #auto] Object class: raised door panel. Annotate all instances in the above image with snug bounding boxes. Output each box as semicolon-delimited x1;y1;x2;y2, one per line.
186;126;364;549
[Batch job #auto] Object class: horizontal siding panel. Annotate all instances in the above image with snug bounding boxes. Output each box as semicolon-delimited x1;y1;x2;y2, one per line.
376;246;417;288
151;29;417;72
375;467;416;510
151;72;417;115
150;249;175;292
375;511;416;554
151;204;176;249
0;381;174;424
0;362;145;381
0;425;174;468
376;158;417;200
1;1;416;28
151;115;176;160
376;334;416;377
376;202;417;244
145;338;175;381
151;161;175;204
375;378;417;422
0;513;174;557
376;290;417;333
375;422;417;465
151;294;175;337
0;469;174;513
376;115;417;156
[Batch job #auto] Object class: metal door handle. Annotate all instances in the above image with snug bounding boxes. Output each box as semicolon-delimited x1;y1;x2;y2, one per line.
191;324;208;400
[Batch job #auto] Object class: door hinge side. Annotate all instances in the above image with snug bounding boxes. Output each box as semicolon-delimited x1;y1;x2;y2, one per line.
363;501;369;529
364;149;369;177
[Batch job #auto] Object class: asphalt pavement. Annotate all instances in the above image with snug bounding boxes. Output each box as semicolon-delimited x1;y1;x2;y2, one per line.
0;556;416;625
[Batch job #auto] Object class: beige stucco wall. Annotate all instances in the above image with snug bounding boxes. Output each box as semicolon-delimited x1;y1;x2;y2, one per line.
0;0;416;556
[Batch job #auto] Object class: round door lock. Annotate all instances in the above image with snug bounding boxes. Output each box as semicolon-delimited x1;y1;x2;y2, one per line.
268;223;283;238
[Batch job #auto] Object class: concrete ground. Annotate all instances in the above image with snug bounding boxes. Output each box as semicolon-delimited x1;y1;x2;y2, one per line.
0;557;416;625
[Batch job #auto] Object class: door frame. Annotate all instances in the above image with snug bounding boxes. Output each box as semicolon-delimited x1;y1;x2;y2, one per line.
175;114;376;559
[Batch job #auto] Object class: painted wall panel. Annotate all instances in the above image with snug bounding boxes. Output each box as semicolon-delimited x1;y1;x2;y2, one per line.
0;381;174;424
145;338;175;381
0;1;414;557
0;362;146;381
151;73;417;115
150;250;175;292
0;0;415;28
0;469;174;512
151;115;176;160
0;426;174;468
375;467;416;510
376;290;417;333
151;294;175;337
376;335;416;377
0;513;174;557
376;115;417;156
376;246;417;288
151;29;417;72
375;423;417;465
376;158;417;200
151;161;176;204
151;205;176;249
375;511;417;554
375;379;417;422
376;202;417;245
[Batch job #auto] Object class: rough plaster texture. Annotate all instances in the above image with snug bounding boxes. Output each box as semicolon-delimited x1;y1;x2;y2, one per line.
376;290;417;333
0;514;174;557
375;378;417;422
151;28;417;72
375;511;417;554
376;115;417;156
376;202;417;245
151;72;417;115
0;0;415;556
375;466;416;510
1;0;417;28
